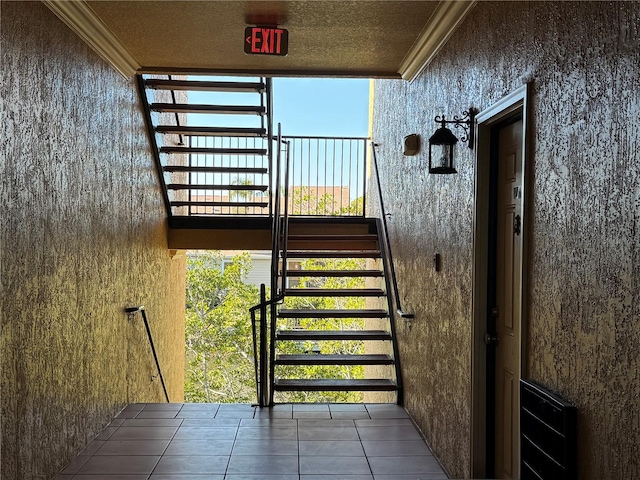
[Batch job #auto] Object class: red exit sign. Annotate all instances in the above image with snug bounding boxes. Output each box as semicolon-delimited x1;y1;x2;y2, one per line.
244;27;288;56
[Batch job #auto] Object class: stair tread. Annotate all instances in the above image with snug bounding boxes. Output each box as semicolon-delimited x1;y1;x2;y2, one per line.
286;269;383;277
275;354;394;365
150;103;266;115
167;184;269;191
287;234;378;241
171;201;268;207
276;330;391;340
160;146;267;155
284;288;385;297
145;79;266;92
286;251;381;259
155;126;267;137
273;378;398;391
277;309;389;318
288;217;378;226
163;166;267;174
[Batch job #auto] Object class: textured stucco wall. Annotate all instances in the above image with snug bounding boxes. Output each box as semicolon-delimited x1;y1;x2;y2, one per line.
1;4;186;479
373;2;640;478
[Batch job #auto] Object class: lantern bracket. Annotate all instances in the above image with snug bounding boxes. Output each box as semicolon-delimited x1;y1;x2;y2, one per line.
433;107;478;149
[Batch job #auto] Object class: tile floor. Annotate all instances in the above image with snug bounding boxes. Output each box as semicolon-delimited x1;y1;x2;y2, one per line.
54;403;448;480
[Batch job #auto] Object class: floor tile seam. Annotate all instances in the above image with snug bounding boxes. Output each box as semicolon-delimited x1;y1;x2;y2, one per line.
179;403;221;416
134;409;180;420
74;454;163;477
156;420;181;457
122;417;185;427
296;417;301;475
106;423;184;443
145;416;187;477
354;417;375;477
225;412;245;477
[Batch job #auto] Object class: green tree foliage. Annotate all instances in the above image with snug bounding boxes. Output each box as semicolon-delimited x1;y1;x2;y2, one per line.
185;252;373;404
185;193;369;403
339;196;364;216
289;186;337;216
288;186;364;217
275;257;368;403
185;251;260;403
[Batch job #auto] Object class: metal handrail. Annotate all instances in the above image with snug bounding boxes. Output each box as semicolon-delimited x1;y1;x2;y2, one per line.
266;137;292;406
270;124;284;296
250;287;262;405
249;288;285;406
375;216;404;405
370;142;414;319
282;135;370;140
280;139;292;295
125;305;170;403
248;293;286;314
266;77;274;218
248;122;285;407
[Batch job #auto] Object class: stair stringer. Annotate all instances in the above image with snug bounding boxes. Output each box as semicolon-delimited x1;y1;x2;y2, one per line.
137;75;273;219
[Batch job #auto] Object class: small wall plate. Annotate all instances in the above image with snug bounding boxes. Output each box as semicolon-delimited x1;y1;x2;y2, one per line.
403;134;420;156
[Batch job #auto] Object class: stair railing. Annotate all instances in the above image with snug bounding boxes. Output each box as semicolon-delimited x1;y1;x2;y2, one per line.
280;137;292;297
266;121;283;407
269;134;291;406
249;122;290;407
370;142;414;319
250;288;262;405
370;142;412;405
266;77;274;219
270;123;284;296
125;305;170;403
249;286;284;407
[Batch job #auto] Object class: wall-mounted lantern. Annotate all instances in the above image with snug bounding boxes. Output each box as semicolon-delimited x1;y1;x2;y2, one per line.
428;108;478;174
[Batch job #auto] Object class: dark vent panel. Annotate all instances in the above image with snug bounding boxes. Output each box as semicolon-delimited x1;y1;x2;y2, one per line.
520;379;577;480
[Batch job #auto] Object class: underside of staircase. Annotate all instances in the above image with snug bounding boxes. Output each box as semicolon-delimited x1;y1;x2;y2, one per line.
138;74;273;225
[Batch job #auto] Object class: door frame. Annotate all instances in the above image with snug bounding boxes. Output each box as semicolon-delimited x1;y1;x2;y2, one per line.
470;83;531;478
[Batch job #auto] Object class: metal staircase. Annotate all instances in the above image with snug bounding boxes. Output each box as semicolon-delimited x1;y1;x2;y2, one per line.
270;217;403;403
243;140;408;406
137;75;274;219
137;75;406;405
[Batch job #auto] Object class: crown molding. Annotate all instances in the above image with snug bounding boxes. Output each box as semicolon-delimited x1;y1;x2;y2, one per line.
398;0;477;82
43;0;141;78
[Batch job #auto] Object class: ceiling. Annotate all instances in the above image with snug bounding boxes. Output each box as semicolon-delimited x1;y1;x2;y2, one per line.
44;1;477;80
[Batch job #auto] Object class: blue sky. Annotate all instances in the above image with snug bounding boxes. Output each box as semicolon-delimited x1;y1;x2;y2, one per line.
272;78;370;137
186;77;370;138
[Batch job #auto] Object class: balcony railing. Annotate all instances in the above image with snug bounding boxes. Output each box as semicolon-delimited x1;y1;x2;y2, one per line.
281;136;368;217
179;135;368;217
